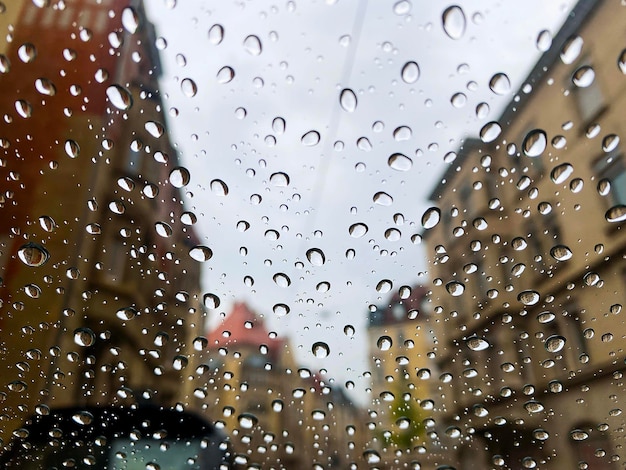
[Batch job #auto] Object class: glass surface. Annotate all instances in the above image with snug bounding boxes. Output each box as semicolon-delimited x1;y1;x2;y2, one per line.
1;0;625;468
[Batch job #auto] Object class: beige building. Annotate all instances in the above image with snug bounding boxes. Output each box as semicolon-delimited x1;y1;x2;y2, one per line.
202;302;367;468
0;0;205;445
424;1;626;469
366;285;439;468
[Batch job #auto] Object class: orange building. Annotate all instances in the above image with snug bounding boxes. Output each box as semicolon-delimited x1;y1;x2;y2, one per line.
0;0;205;445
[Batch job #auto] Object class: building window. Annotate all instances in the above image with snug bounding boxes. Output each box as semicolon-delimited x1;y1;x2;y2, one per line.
594;152;626;206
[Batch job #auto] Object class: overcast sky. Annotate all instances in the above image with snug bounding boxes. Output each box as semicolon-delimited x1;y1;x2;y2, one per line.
145;0;575;404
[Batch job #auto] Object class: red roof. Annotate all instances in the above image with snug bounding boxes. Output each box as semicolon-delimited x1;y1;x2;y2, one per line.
207;302;283;353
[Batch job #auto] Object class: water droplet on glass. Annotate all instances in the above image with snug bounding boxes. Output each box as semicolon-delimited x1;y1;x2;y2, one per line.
606;205;626;223
203;293;220;309
377;336;392;351
550;245;572;261
189;245;213;262
34;77;56;96
301;130;320;146
421;207;441;229
181;78;197;97
392;126;412;141
536;29;552;51
560;35;583;64
24;283;41;298
121;6;139;34
442;5;466;40
72;411;94;425
169;167;190;187
619;49;626;74
272;117;286;134
344;325;355;337
348;223;368;238
18;43;36;63
545;335;566;353
450;92;467;108
116;306;137;321
401;61;420;84
270;172;290;187
339;88;357;112
388;153;412;171
273;273;291;288
518;290;540;306
376;279;392;294
216;66;235;84
18;242;50;267
522;129;547;157
602;134;620;153
489;73;510;95
155;221;173;238
572;65;595;88
373;191;393;206
144;120;164;138
306;248;326;266
524;400;545;413
480;121;501;143
446;280;465;297
550;163;574;184
273;303;290;317
570;429;589;441
243;35;262;55
312;341;330;358
238;413;258;429
74;328;95;347
208;24;224;45
38;216;56;233
106;85;133;110
15;100;32;118
210;179;229;196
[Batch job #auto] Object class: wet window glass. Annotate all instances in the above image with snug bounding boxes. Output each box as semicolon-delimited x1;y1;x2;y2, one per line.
1;0;625;469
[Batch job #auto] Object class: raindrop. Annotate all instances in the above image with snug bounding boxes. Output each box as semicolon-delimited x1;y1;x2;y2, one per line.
376;279;392;293
393;0;411;15
38;216;56;232
421;207;440;229
273;303;290;317
154;221;172;238
64;139;80;158
536;29;552;51
602;134;619;153
24;284;41;298
272;117;286;134
17;43;37;62
203;293;220;309
116;307;137;321
349;223;368;238
121;7;139;34
106;85;133;110
312;342;330;358
550;163;574;184
180;78;197;97
0;54;9;73
301;130;321;146
306;248;326;266
480;121;501;143
243;35;262;55
522;129;547;157
537;311;555;324
74;328;95;347
570;429;589;441
216;66;235;83
518;290;540;306
560;35;583;64
450;92;467;108
339;88;357;112
401;61;420;84
208;24;224;45
169;167;190;187
446;281;465;297
384;228;401;241
572;65;595;88
344;325;355;337
144;121;164;138
489;73;511;95
606;205;626;223
238;413;258;429
270;172;290;187
466;336;489;351
619;49;626;74
272;400;283;412
363;449;381;464
524;400;545;413
18;242;50;267
550;245;572;261
316;281;330;293
34;77;56;96
15;100;32;118
377;336;392;351
545;335;566;353
72;411;94;425
393;126;412;141
189;246;213;262
373;192;393;206
357;137;372;151
210;179;229;196
273;273;291;287
442;5;466;40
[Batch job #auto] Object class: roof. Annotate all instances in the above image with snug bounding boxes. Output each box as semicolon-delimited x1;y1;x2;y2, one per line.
207;302;284;353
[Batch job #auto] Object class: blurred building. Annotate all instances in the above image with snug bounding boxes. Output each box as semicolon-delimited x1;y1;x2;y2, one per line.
202;301;367;468
424;1;626;468
0;0;205;446
366;284;438;468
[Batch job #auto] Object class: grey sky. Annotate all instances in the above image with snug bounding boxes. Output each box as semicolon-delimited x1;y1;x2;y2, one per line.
145;0;575;404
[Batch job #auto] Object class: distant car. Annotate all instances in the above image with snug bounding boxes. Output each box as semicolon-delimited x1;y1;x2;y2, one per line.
0;404;232;469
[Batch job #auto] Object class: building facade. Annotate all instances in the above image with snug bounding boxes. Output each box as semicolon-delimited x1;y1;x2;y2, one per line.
202;301;367;468
0;0;205;446
424;2;626;468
